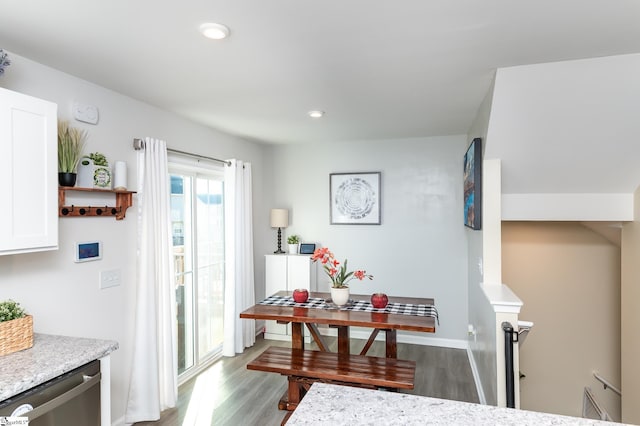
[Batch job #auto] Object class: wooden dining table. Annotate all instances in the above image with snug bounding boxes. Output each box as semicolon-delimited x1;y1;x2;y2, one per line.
240;291;436;358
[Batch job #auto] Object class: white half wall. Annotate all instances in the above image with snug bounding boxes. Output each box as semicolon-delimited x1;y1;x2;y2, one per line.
621;185;640;423
466;83;496;406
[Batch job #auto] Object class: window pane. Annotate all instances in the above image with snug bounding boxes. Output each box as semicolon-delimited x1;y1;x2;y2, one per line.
196;178;225;359
177;272;194;374
171;169;225;379
172;175;194;374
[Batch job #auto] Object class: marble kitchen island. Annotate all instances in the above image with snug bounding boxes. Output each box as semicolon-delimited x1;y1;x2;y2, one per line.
286;383;626;425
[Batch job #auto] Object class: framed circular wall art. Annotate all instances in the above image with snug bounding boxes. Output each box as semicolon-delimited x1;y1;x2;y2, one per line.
330;172;381;225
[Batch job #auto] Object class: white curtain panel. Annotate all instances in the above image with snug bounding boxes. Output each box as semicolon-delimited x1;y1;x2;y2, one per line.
223;159;256;356
125;138;178;423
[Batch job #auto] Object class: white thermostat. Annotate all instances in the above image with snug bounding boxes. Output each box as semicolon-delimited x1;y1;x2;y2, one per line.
75;241;102;263
73;102;99;125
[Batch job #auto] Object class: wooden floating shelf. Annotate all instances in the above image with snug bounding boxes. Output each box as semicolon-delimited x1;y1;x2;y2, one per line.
58;186;136;220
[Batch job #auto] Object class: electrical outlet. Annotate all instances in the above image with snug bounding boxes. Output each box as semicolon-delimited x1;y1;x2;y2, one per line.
468;324;478;342
100;268;121;289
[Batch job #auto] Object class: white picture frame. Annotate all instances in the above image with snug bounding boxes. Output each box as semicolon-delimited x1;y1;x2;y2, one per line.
330;172;381;225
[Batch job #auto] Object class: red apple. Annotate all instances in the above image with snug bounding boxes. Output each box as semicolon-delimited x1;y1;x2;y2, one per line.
371;293;388;309
292;288;309;303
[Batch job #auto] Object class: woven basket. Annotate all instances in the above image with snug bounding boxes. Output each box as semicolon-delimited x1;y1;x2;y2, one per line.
0;315;33;356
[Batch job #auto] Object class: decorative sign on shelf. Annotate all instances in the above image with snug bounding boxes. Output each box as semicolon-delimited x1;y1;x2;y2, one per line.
93;166;112;189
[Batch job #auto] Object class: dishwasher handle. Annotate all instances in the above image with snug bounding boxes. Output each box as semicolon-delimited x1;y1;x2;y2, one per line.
25;372;101;421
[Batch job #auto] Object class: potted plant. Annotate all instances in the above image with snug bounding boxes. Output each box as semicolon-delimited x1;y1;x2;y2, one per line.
0;299;33;356
287;235;301;254
58;120;87;187
311;247;373;306
86;152;108;167
78;152;112;189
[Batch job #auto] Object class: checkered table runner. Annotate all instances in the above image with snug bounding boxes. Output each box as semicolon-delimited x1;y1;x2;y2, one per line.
258;295;439;325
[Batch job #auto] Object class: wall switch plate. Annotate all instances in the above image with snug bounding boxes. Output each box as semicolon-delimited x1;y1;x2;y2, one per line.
100;268;121;289
73;102;99;125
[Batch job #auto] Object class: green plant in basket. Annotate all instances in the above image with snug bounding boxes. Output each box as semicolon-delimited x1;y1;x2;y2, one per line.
0;300;26;323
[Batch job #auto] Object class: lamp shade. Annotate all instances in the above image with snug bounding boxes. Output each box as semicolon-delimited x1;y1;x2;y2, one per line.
270;209;289;228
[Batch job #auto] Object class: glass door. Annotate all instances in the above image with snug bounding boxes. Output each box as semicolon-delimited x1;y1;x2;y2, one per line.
170;169;225;378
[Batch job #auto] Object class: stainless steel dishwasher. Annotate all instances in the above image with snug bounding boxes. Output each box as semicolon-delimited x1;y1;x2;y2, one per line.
0;360;101;425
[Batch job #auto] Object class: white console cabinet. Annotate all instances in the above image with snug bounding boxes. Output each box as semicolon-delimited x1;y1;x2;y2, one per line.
264;254;317;340
0;88;58;255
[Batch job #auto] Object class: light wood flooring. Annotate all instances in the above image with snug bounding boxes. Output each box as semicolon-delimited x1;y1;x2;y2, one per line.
136;334;479;426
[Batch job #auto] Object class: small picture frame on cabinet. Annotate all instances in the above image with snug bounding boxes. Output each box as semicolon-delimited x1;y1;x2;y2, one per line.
299;243;316;255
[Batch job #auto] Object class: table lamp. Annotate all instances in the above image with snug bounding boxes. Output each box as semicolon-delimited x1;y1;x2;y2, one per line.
270;208;288;254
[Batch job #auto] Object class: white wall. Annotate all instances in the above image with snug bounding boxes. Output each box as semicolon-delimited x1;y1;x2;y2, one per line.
0;53;269;423
466;84;498;405
269;136;469;343
486;53;640;216
621;185;640;424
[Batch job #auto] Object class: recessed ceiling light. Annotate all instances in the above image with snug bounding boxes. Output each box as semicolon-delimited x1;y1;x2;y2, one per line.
199;23;230;40
308;110;325;118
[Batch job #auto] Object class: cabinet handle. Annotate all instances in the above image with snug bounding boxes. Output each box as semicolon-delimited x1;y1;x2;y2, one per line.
24;372;101;420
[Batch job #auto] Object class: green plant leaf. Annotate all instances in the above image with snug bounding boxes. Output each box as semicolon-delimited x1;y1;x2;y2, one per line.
58;120;88;173
0;300;26;322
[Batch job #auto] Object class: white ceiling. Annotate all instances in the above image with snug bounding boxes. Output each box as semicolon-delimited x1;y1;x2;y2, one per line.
2;1;640;146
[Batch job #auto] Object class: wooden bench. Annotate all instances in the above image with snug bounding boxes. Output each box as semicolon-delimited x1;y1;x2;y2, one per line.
247;346;416;412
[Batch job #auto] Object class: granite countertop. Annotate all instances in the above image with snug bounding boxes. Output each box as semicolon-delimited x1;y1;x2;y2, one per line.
0;333;118;401
286;383;626;426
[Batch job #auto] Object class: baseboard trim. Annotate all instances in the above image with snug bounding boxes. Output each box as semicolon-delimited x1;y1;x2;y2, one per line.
467;346;486;405
263;332;292;342
316;327;468;349
263;332;311;343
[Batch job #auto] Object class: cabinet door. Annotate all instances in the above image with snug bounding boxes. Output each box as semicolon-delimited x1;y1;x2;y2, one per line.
286;256;315;341
0;88;58;255
265;255;287;296
287;255;312;291
264;255;288;336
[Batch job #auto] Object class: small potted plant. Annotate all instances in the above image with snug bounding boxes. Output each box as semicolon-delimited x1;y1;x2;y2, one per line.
287;235;301;254
58;120;87;187
78;152;112;189
0;299;33;356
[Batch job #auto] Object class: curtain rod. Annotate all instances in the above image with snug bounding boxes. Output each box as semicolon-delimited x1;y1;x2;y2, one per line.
133;138;231;166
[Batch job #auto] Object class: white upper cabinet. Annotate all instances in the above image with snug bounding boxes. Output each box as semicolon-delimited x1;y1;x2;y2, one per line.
0;87;58;255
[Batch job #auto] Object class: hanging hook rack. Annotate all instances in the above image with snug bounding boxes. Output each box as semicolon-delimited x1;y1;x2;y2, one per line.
58;187;136;220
